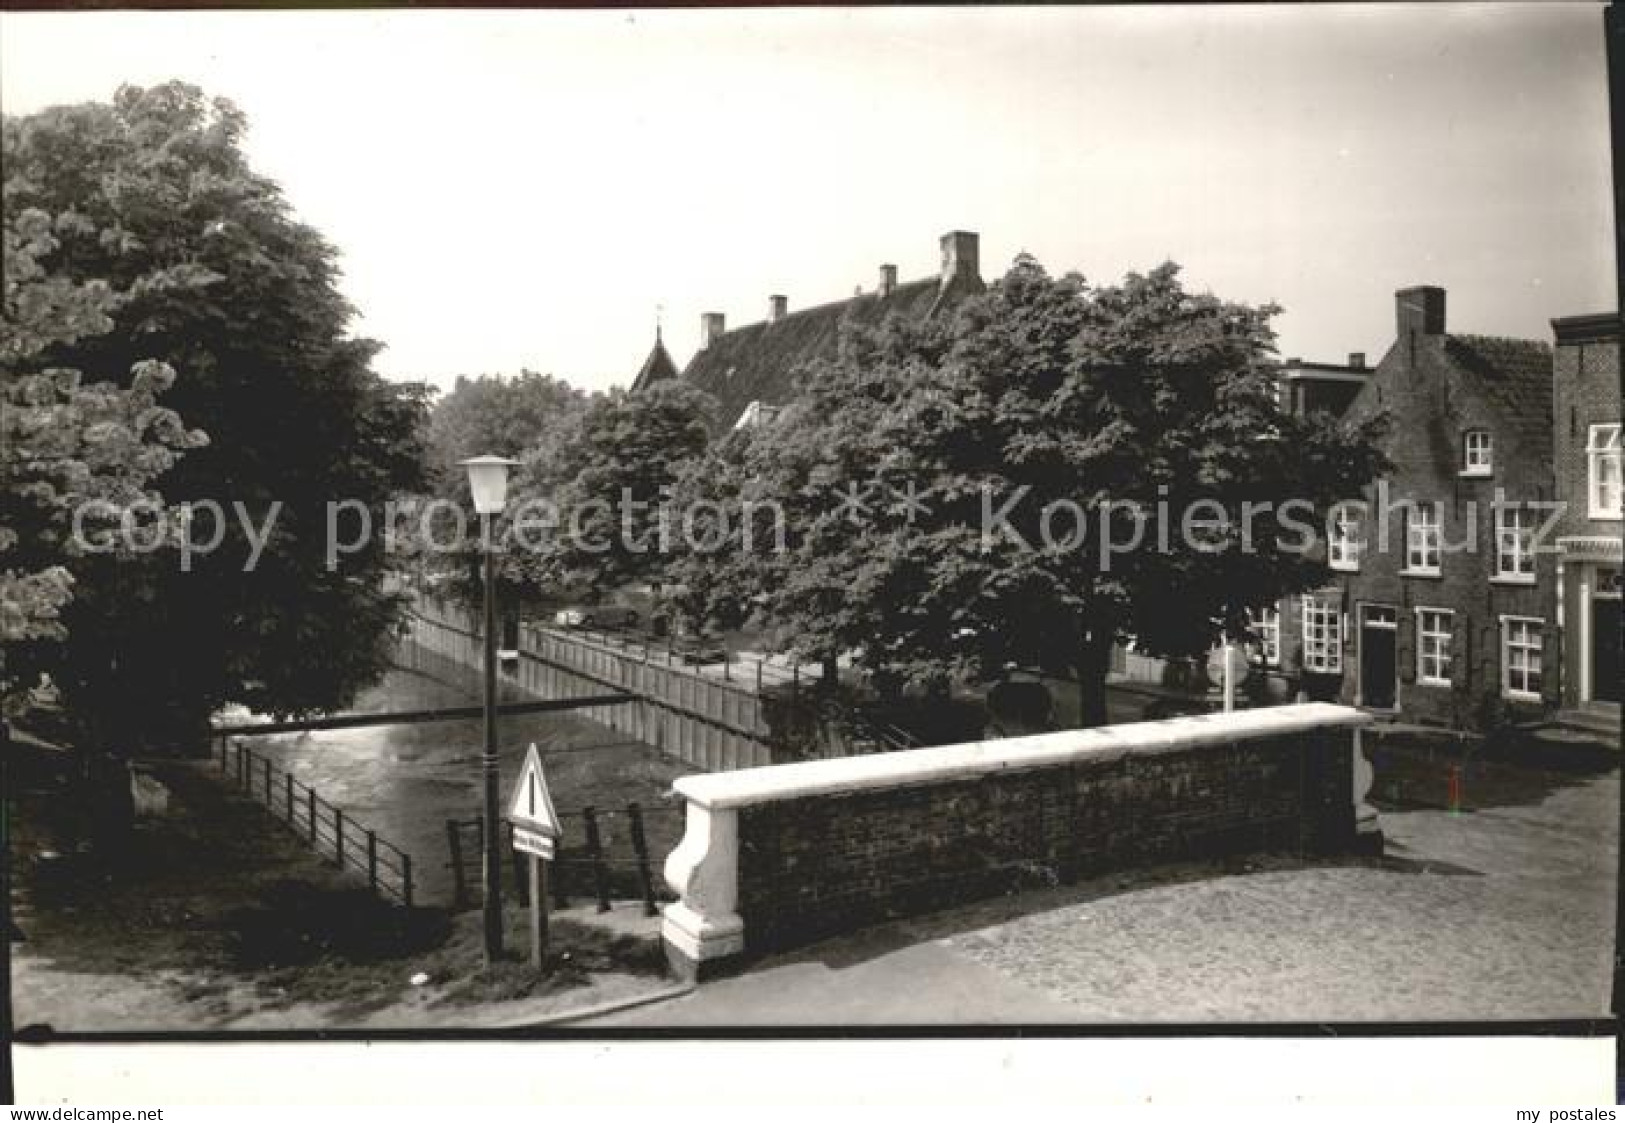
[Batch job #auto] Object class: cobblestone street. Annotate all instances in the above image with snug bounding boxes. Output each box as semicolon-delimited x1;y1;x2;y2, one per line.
945;766;1615;1021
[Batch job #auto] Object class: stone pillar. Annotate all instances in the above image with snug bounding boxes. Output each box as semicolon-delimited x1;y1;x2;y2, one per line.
661;801;745;979
1352;727;1383;853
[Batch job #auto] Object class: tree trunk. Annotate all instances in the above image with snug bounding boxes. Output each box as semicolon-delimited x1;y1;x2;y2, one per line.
1074;629;1113;729
820;654;840;696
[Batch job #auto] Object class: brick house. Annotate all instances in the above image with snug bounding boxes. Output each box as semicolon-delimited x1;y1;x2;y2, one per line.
642;230;985;430
1275;352;1372;418
1247;354;1372;699
1551;311;1622;730
1292;286;1558;731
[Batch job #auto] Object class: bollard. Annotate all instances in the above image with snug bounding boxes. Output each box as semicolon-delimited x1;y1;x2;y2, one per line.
628;802;658;917
446;820;467;910
583;807;611;913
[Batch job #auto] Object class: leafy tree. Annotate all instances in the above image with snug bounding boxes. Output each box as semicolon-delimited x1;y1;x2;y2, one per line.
2;205;205;708
677;256;1387;725
426;370;591;493
3;82;429;752
505;380;714;598
415;370;591;605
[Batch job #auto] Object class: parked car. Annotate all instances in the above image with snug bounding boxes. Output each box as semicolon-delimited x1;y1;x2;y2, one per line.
553;602;641;630
671;634;728;665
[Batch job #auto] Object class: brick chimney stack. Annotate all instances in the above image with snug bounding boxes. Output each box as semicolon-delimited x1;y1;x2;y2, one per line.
939;230;980;291
1396;286;1446;340
701;312;726;348
769;295;787;323
879;264;897;297
1348;352;1366;370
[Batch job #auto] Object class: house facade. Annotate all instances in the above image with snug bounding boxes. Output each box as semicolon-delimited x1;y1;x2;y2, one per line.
1552;312;1622;725
1300;286;1558;730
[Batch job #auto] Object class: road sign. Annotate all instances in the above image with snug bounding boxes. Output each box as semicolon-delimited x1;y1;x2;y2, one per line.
506;742;559;970
512;824;555;860
507;743;560;838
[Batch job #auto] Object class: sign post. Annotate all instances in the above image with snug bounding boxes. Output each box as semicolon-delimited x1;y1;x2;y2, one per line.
507;743;561;969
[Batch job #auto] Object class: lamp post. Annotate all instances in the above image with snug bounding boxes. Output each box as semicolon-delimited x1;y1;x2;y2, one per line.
462;454;519;962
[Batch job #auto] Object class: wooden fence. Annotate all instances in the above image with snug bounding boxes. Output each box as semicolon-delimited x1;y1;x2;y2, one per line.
400;599;777;772
443;801;684;914
218;736;414;907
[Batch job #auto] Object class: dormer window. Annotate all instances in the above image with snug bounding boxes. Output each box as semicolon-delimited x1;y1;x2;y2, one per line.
1461;429;1493;477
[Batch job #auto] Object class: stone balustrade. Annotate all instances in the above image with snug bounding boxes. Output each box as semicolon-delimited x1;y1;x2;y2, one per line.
662;702;1378;978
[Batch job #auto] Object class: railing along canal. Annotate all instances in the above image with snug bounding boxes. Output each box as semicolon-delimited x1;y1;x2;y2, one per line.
217;736;414;907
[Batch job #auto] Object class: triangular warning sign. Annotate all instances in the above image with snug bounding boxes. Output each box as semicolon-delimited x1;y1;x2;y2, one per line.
507;743;561;838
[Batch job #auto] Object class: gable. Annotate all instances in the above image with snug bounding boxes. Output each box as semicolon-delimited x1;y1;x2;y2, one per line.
1343;332;1552;484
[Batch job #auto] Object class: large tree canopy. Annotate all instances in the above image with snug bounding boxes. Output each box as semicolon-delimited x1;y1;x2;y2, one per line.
674;256;1388;723
3;82;429;750
504;380;714;597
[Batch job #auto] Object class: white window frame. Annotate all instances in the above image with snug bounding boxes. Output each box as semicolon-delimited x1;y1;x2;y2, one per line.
1403;504;1442;576
1493;504;1537;583
1461;429;1493;477
1328;505;1362;572
1500;615;1544;702
1301;596;1343;674
1588;423;1622;519
1249;607;1281;666
1415;607;1454;687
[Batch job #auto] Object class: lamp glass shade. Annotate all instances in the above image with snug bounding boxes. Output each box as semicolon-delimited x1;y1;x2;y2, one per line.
460;455;519;516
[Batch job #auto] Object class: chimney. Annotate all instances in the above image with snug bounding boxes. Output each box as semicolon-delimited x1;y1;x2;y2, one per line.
768;294;787;323
939;230;980;290
701;312;726;348
878;264;897;297
1395;286;1446;341
1348;351;1366;370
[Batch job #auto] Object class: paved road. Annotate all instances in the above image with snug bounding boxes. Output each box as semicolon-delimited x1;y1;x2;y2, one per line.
594;755;1617;1025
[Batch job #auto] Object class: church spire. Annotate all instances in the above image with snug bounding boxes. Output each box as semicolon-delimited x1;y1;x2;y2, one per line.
631;311;679;394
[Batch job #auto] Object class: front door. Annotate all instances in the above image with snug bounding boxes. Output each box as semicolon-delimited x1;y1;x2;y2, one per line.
1592;584;1621;704
1360;604;1398;710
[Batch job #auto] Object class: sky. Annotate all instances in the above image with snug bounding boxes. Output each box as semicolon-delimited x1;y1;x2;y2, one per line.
1;4;1614;396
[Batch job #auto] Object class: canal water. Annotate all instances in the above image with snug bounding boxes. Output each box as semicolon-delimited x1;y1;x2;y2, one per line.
240;666;694;907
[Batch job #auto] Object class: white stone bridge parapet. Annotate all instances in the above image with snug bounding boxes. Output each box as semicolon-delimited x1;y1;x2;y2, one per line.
661;702;1378;979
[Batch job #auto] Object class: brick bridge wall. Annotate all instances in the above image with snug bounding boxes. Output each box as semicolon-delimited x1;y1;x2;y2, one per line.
661;703;1377;977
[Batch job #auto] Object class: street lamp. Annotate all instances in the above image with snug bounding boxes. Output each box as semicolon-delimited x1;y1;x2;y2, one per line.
461;454;519;962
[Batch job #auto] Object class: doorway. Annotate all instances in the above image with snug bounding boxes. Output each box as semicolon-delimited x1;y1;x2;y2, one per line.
1592;579;1621;705
1359;603;1398;710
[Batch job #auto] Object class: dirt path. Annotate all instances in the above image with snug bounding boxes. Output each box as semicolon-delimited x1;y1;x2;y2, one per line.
9;760;670;1032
